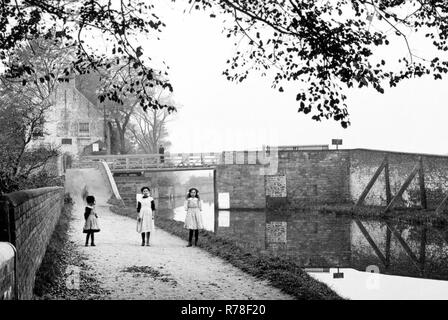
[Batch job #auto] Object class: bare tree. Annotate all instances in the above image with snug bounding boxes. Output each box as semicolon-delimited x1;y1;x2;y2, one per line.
76;63;176;154
128;107;173;154
0;37;71;194
0;88;59;194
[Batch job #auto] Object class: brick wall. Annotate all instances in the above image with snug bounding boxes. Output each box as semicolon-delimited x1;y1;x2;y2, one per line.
276;150;351;207
108;149;448;210
278;211;352;267
216;210;267;252
114;172;182;206
0;187;64;299
350;149;448;208
215;165;266;209
216;210;351;267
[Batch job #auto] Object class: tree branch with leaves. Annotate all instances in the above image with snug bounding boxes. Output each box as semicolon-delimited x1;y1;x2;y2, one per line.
0;0;173;113
185;0;448;127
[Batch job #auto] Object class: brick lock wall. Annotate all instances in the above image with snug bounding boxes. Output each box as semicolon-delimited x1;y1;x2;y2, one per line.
0;187;64;299
216;210;351;266
282;212;352;267
216;165;266;209
216;210;267;252
114;175;151;206
113;172;181;207
277;150;351;207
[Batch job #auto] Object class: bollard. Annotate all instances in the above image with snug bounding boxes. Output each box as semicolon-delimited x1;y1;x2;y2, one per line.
0;242;17;300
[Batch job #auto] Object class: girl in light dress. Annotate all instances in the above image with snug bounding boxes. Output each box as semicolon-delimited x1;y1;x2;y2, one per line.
136;186;156;246
184;188;203;247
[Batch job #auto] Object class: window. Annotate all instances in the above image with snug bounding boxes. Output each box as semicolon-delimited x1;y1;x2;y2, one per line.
32;122;44;139
32;129;44;138
78;122;90;135
62;138;72;145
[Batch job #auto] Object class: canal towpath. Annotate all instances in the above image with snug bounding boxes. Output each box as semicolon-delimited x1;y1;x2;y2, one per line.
64;168;294;300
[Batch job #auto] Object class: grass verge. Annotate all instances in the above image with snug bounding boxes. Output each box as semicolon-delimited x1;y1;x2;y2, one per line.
110;204;343;300
34;202;110;299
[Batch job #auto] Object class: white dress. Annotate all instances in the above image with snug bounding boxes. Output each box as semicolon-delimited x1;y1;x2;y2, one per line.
184;197;203;230
136;196;155;233
83;206;100;233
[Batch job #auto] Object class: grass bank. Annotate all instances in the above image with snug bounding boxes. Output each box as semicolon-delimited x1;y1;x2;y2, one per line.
34;199;110;299
110;204;343;300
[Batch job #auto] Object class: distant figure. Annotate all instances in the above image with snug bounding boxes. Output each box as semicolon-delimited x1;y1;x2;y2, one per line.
158;144;165;164
137;187;156;246
83;195;100;246
184;188;203;247
81;185;89;203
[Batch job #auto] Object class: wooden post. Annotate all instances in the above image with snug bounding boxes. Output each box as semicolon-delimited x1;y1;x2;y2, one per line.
419;226;427;276
213;169;219;234
386;222;420;268
385;228;391;269
354;157;388;208
384;156;392;205
418;157;427;209
354;219;387;266
384;162;420;213
435;193;448;215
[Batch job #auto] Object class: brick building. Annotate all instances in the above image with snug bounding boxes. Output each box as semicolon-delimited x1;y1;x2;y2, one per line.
29;78;105;175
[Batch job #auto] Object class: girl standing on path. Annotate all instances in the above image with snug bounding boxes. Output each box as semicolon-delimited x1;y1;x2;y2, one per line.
184;188;203;247
83;195;100;246
137;186;156;246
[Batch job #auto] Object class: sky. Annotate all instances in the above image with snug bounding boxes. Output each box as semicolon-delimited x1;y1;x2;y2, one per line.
139;2;448;155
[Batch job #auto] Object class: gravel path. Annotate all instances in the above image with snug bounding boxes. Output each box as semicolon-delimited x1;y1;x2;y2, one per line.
65;168;294;300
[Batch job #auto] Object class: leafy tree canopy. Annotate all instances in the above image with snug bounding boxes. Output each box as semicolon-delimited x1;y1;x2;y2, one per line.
0;0;174;112
187;0;448;127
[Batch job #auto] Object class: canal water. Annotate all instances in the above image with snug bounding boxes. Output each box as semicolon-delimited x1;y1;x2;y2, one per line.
156;190;448;299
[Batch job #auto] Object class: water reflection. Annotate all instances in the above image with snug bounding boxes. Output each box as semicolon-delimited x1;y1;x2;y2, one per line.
156;196;448;281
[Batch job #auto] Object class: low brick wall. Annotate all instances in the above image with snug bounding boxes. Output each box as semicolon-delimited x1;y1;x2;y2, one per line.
0;187;64;299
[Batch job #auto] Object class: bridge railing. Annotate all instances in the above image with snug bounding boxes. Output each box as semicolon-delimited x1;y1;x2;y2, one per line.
81;153;224;170
79;150;278;170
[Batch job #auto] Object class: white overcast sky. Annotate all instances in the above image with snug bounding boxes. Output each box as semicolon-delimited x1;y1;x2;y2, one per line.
137;2;448;155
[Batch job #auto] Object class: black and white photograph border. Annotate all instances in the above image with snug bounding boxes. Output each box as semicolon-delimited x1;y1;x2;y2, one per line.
1;0;448;308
